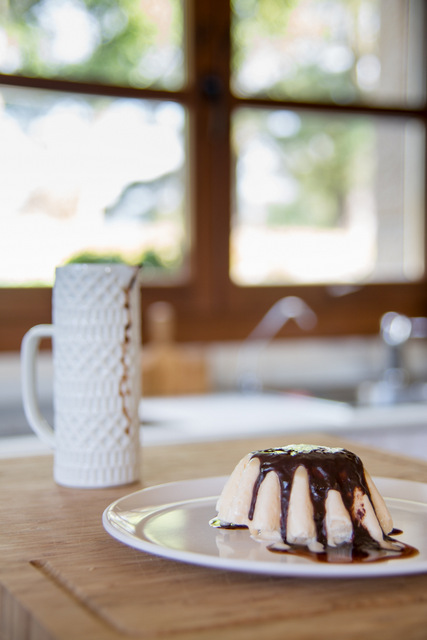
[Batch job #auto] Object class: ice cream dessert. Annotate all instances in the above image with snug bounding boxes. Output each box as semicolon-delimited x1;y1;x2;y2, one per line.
211;445;410;561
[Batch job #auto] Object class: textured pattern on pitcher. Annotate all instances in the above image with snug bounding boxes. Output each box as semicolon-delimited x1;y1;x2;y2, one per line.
53;267;140;462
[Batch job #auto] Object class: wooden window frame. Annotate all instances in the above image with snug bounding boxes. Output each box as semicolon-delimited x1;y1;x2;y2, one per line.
0;0;427;351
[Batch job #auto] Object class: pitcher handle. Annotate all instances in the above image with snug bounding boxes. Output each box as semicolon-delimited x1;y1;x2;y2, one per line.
21;324;55;448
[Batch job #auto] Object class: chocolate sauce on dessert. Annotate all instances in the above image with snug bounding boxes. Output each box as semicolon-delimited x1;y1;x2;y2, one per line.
249;446;372;547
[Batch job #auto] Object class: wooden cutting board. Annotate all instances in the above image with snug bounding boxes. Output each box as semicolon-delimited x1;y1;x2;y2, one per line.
1;433;427;640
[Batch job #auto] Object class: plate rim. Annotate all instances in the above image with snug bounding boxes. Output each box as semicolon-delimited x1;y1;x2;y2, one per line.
102;475;427;578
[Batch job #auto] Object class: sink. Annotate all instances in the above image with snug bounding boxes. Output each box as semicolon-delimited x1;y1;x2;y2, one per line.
140;392;352;436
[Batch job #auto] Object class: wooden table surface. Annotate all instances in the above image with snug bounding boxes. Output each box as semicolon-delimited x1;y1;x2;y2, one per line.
1;433;427;640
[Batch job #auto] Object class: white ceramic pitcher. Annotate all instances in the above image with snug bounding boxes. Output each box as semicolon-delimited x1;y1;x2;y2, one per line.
21;263;141;488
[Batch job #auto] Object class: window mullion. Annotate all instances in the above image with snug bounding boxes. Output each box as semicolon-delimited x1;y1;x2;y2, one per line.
189;0;232;316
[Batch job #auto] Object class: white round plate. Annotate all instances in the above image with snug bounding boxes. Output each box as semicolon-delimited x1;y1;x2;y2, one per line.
102;476;427;578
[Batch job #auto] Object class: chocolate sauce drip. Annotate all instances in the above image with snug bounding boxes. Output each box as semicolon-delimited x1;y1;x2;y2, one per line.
267;539;418;564
119;267;140;436
249;447;371;547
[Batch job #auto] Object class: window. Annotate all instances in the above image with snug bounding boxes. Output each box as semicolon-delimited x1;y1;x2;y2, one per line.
0;0;188;286
232;109;424;286
230;1;426;288
0;0;426;350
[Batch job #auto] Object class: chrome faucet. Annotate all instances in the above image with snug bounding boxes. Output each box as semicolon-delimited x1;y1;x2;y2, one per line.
380;311;413;390
358;311;427;405
236;296;317;393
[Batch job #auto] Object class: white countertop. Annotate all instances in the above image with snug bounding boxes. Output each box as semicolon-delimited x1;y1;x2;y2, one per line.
2;392;427;460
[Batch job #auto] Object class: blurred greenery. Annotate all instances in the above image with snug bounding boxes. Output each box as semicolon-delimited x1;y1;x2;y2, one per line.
0;0;183;88
274;116;374;228
235;108;375;229
66;252;126;264
66;248;177;272
230;0;380;235
232;0;378;103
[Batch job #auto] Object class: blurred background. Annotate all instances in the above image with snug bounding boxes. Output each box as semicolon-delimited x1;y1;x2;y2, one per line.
1;0;427;457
